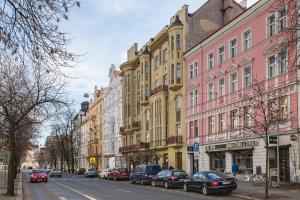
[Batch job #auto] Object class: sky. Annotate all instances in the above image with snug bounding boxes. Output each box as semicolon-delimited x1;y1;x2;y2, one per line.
39;0;259;145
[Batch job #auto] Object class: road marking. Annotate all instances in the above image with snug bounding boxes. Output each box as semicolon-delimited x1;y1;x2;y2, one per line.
51;180;97;200
59;197;68;200
117;188;131;193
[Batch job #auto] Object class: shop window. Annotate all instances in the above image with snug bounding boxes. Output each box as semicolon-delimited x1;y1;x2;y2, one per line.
232;149;253;174
210;152;225;172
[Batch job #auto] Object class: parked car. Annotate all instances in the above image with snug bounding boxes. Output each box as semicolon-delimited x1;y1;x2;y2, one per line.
183;171;237;196
46;168;52;174
76;168;86;175
151;169;188;189
131;165;161;185
98;168;110;179
84;168;98;177
30;169;48;183
50;168;62;177
107;168;129;181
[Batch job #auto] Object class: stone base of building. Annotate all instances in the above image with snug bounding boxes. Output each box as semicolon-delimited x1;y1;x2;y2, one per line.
187;133;300;183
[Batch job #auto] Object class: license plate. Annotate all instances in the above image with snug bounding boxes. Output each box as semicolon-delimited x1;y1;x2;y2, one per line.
223;181;231;185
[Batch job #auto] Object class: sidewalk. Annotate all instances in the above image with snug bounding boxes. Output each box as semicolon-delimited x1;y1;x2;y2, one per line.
233;180;300;200
0;171;22;200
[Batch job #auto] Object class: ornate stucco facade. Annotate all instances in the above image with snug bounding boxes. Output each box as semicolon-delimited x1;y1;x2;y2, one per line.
102;65;125;169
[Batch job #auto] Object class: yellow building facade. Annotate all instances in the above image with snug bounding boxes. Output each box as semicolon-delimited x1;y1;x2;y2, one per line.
120;8;186;171
87;86;104;171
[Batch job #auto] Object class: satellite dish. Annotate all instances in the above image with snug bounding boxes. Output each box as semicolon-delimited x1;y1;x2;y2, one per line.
83;93;89;98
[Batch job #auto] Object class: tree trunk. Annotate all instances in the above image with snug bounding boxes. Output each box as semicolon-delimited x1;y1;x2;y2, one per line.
7;148;15;195
265;141;269;198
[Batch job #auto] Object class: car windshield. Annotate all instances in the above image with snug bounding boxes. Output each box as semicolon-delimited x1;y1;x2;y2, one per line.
33;169;45;174
118;168;127;172
173;171;188;177
146;166;161;173
88;168;96;171
207;172;222;179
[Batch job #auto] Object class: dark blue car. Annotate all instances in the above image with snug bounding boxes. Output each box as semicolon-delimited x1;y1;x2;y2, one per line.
130;165;161;185
151;169;189;189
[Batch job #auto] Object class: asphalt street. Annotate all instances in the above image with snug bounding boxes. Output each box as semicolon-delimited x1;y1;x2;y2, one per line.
23;173;242;200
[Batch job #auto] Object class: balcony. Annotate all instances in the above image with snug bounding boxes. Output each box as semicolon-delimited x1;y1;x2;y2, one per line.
169;77;182;91
150;85;168;96
132;121;141;130
140;96;149;106
150;140;167;149
167;135;183;147
119;127;125;135
119;142;150;153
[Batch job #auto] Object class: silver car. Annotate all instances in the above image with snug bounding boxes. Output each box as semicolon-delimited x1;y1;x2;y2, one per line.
84;168;98;177
98;168;110;179
50;168;62;177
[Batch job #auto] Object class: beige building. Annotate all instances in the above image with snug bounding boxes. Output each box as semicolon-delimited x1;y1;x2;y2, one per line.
120;0;244;172
87;87;104;171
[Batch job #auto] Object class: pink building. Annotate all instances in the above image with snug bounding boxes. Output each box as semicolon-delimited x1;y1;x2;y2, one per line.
184;0;300;182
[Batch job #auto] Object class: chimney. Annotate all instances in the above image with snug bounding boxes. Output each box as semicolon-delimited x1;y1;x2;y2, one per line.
239;0;247;9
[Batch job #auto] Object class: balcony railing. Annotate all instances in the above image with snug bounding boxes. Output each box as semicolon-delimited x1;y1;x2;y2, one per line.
150;140;167;148
169;77;182;91
119;142;150;153
150;85;168;96
132;121;141;130
167;135;183;145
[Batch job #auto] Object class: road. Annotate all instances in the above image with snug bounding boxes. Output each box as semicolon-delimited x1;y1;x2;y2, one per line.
23;173;242;200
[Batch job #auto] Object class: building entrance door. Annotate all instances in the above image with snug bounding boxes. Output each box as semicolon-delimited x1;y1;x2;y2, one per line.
175;152;182;170
279;147;290;182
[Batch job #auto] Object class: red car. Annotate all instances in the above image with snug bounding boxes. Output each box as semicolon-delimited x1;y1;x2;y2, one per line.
107;168;129;181
30;169;48;183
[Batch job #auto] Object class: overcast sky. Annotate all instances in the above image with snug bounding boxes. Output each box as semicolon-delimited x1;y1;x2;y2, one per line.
39;0;259;145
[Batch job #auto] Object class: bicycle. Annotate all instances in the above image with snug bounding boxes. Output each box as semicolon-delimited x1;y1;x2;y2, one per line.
249;174;279;188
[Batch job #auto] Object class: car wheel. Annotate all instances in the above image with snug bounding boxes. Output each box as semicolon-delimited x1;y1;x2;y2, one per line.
183;184;188;192
151;181;156;187
164;182;169;189
202;185;208;196
141;179;144;185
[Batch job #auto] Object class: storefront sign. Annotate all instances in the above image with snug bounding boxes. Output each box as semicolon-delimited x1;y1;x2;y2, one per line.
187;146;194;153
269;135;278;144
227;140;259;149
205;144;227;151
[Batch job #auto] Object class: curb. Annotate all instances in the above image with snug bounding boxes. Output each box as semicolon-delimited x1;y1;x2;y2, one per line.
231;194;261;200
16;173;23;200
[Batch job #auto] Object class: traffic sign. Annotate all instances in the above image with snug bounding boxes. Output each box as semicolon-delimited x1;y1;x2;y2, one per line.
194;143;200;152
89;157;96;164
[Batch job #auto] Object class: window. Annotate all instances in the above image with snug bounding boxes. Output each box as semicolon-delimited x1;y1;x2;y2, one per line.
268;99;277;122
194;62;198;77
171;36;174;51
194;90;198;106
163;48;168;63
218;46;225;64
243;30;252;51
208;116;214;134
279;7;287;32
230;39;237;58
268;55;276;78
176;34;180;49
145;62;149;75
189;90;198;107
231;73;238;92
207;52;214;69
208;83;214;100
176;63;181;80
244;66;252;88
244;106;251;128
189;121;194;138
218;78;225;97
268;14;276;37
155;56;160;68
219;113;225;132
189;92;193;107
189;64;193;79
231;110;238;130
175;95;181;123
279;96;288;120
279;49;288;73
194;120;198;137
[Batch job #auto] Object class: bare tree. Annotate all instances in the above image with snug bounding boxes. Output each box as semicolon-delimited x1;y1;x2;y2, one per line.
0;57;68;195
0;0;80;71
238;78;294;198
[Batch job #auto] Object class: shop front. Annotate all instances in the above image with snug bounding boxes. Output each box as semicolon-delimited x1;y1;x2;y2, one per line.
231;149;253;174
